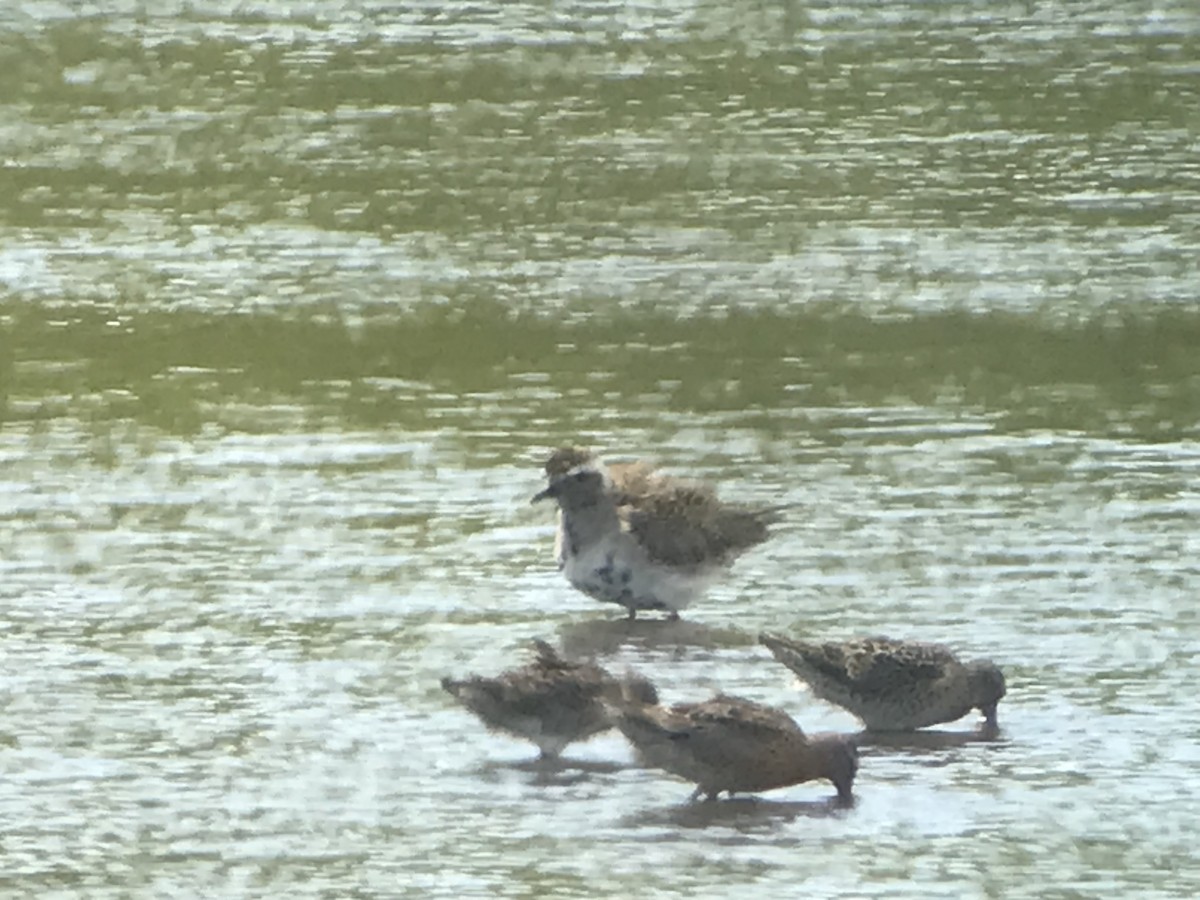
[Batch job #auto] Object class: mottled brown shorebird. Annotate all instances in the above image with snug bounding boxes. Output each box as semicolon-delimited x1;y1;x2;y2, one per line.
612;689;857;803
759;633;1006;732
532;446;783;620
441;638;658;759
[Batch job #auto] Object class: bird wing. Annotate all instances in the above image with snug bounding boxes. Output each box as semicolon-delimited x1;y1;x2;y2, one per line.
655;695;804;769
492;664;607;716
623;486;779;567
823;639;954;699
678;694;803;736
451;647;608;715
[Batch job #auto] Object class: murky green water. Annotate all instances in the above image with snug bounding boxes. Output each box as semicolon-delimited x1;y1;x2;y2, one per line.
3;2;1199;897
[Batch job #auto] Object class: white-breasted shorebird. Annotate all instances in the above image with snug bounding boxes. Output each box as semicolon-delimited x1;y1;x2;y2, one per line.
533;446;783;620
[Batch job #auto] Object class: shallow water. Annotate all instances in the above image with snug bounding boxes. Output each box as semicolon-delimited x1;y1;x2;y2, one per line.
3;1;1200;897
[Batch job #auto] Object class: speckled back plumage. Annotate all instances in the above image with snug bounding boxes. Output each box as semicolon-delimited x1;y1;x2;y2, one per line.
759;634;1006;732
614;693;857;801
622;486;780;567
442;639;657;758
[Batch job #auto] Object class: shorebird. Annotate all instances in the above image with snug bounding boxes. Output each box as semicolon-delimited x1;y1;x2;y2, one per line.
759;633;1007;732
611;689;857;803
441;638;658;760
533;446;783;620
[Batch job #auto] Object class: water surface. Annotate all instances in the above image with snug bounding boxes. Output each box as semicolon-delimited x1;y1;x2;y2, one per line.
2;1;1199;897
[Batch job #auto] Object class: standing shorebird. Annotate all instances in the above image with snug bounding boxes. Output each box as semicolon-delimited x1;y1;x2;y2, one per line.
611;689;858;803
759;633;1007;732
441;638;658;760
532;446;783;620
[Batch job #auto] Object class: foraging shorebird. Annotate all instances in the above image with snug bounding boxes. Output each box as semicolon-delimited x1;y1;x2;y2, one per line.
612;689;857;803
441;638;657;760
759;634;1007;732
533;446;783;620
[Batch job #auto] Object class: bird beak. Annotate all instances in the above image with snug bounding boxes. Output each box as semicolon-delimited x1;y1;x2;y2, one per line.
981;703;999;729
834;780;855;807
531;485;556;504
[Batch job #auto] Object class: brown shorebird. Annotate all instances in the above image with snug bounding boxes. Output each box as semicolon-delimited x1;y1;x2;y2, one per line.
612;688;857;803
759;633;1007;732
533;446;783;620
441;638;657;759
